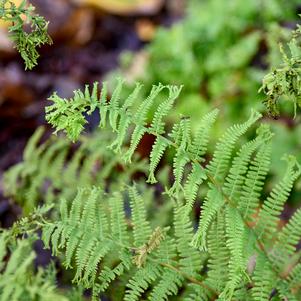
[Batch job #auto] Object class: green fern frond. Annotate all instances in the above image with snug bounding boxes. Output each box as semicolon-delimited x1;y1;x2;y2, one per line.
238;140;271;221
174;205;205;277
0;0;52;69
4;127;147;214
41;185;217;300
277;280;299;301
110;191;130;245
129;185;152;247
46;93;88;142
272;208;301;264
0;232;67;301
124;263;161;301
184;283;214;301
251;254;277;301
189;109;218;161
192;186;224;250
96;250;132;294
287;262;301;295
207;110;261;182
124;84;166;163
109;83;143;152
44;82;205;199
183;162;207;210
223;125;272;206
150;85;183;135
43;79;301;300
181;108;218;209
206;212;229;293
256;155;301;241
147;136;170;184
108;78;124;131
148;269;183;301
220;206;247;300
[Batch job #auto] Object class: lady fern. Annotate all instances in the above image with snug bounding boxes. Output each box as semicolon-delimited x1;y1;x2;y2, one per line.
1;1;301;299
40;79;301;300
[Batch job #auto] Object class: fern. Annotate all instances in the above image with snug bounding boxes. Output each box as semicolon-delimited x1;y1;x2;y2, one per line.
41;186;215;300
43;79;301;300
2;0;301;299
256;155;301;241
45;80;261;207
3;127;147;213
0;231;67;301
0;0;52;69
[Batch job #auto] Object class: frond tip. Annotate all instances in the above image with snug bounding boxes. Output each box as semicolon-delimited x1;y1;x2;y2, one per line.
0;0;52;69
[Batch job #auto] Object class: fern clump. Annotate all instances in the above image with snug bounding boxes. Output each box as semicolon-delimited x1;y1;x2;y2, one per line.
0;0;52;69
37;79;301;300
2;2;301;298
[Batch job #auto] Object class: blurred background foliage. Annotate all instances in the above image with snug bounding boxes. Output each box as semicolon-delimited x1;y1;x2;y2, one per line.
1;0;301;222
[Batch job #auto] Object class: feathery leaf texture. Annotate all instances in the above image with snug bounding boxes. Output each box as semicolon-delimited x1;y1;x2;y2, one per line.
0;232;67;301
42;186;214;300
3;127;147;213
0;0;52;69
30;78;301;300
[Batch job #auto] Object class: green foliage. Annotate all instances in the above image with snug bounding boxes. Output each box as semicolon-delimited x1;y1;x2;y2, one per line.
261;22;301;117
0;0;52;69
109;0;301;186
111;0;299;123
0;230;68;301
2;1;301;300
3;126;147;214
41;186;209;301
39;79;301;300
